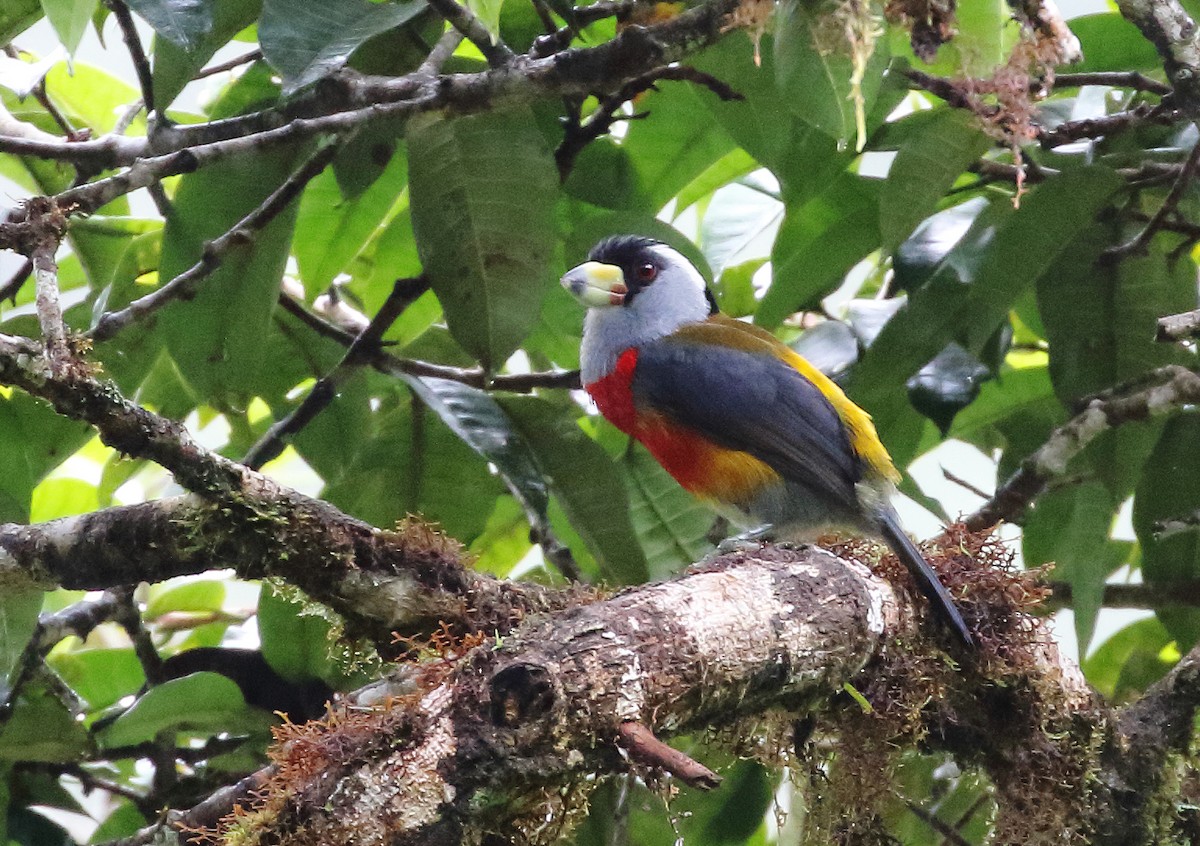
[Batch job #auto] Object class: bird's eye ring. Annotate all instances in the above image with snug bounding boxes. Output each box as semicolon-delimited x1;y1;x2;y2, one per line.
636;263;657;282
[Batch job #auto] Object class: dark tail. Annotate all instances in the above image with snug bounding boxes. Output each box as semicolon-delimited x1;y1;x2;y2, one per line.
876;508;974;648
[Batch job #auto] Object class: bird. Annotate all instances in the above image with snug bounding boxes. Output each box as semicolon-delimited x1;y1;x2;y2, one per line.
561;235;974;648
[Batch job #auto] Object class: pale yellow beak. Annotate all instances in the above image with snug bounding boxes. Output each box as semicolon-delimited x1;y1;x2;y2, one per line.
561;261;628;308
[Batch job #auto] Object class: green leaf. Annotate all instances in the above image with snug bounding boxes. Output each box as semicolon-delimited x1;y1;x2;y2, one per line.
949;363;1063;453
851;167;1121;462
1038;228;1196;498
157;146;304;403
259;0;425;93
39;0;98;54
1068;14;1162;73
466;0;503;34
905;342;990;435
294;151;407;297
401;375;552;532
257;585;333;682
0;392;91;523
499;397;650;584
621;445;714;580
674;148;759;216
1023;480;1123;651
151;0;262;110
408;106;558;368
1134;415;1200;649
758;172;880;327
690;32;852;200
699;176;782;279
29;478;99;523
469;498;534;577
47;648;146;710
0;593;40;698
321;388;504;542
621;80;736;212
145;580;226;619
88;801;147;842
98;672;250;748
0;0;42;45
1082;617;1176;701
880;109;992;253
124;0;212;49
0;683;90;762
774;0;889;147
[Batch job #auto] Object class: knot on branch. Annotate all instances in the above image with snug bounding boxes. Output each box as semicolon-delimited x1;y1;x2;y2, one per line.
3;196;72;257
490;663;556;726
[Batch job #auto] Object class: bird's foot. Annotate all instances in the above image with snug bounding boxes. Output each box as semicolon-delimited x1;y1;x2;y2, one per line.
708;525;776;558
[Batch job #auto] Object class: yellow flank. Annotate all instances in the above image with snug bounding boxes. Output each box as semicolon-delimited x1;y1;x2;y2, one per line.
691;437;782;503
636;411;782;504
672;316;902;485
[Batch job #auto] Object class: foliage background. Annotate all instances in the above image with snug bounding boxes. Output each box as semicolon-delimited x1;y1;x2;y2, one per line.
0;0;1197;843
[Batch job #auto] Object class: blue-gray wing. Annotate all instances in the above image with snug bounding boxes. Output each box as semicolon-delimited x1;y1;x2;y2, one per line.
632;338;862;510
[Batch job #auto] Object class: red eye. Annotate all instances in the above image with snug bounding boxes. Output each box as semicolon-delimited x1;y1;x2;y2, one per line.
636;263;657;282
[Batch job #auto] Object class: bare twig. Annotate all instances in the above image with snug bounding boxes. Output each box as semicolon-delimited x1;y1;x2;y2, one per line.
277;292;582;392
616;721;722;789
529;0;636;57
0;589;127;731
112;586;165;685
243;276;430;469
105;0;157;118
905;801;973;846
417;30;464;77
30;223;70;375
0;258;32;304
194;49;263;80
1048;579;1200;610
89;141;341;343
1052;72;1173;95
424;0;515;66
556;65;743;179
965;365;1200;531
1039;104;1181;149
1105;133;1200;261
968;159;1055;185
942;467;991;501
1113;0;1200;113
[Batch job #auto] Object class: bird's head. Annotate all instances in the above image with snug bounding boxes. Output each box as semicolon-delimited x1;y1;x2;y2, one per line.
562;236;716;378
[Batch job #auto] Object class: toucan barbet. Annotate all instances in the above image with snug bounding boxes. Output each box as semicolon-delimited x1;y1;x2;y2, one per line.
561;235;973;648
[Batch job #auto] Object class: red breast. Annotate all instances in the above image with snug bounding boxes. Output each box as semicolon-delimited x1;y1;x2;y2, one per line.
584;346;778;502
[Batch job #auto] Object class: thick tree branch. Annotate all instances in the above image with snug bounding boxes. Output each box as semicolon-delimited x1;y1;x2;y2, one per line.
0;335;574;646
0;0;744;219
1114;0;1200;112
965;365;1200;531
223;547;901;846
0;494;571;651
1157;306;1200;341
195;541;1183;846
